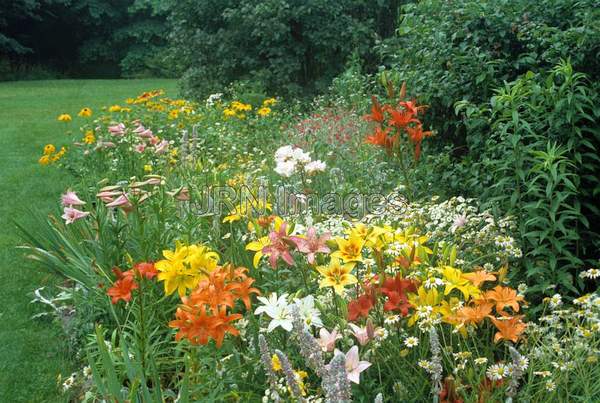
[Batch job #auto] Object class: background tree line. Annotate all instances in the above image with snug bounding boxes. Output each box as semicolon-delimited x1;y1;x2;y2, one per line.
1;0;400;90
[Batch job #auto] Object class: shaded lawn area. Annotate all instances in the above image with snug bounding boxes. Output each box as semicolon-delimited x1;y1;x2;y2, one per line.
0;79;177;401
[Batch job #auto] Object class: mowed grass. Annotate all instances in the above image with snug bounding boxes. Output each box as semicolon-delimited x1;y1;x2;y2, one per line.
0;79;177;402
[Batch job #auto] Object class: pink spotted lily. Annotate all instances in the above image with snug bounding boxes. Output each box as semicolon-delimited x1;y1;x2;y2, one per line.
291;227;330;264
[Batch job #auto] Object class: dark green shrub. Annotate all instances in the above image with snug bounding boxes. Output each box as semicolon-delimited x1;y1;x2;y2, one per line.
380;0;600;144
452;61;600;297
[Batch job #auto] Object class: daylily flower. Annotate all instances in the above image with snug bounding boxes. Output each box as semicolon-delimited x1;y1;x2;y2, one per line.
381;274;418;315
365;126;397;153
108;123;125;136
406;124;433;160
155;139;169;154
363;96;385;123
246;236;270;268
455;302;494;326
291;227;330;264
386;105;418;128
106;276;138;304
317;328;341;352
316;258;357;295
348;323;371;346
61;190;86;206
442;266;480;300
347;293;374;321
490;315;527;343
331;235;364;263
262;222;295;268
398;100;426;117
132;262;158;279
61;207;90;224
462;270;496;288
254;293;293;332
133;125;154;138
484;286;524;314
105;194;132;209
335;346;371;384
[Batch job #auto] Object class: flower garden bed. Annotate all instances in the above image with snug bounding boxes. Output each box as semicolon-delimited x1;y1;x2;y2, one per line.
25;87;600;402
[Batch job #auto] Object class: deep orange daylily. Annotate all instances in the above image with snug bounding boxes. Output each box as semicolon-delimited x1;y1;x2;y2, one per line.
365;126;397;153
489;315;527;343
455;302;493;325
406;124;433;160
386;105;418;129
106;276;138;304
363;96;385;123
484;286;524;314
462;270;496;287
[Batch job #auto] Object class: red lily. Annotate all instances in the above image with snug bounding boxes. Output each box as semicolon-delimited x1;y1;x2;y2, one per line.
381;275;418;315
348;293;375;321
365;126;398;153
363;96;385;123
386;105;418;129
406;124;433;160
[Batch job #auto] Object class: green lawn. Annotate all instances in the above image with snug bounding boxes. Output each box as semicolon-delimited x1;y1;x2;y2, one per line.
0;79;177;402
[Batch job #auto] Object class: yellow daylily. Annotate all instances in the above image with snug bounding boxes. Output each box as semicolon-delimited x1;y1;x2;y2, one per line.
346;223;389;250
331;235;364;263
223;199;272;223
245;236;270;268
407;286;443;326
442;266;481;300
316;258;357;294
155;242;219;296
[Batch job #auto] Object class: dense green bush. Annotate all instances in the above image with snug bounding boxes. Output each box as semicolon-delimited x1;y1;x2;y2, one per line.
380;0;600;144
448;61;600;297
170;0;400;98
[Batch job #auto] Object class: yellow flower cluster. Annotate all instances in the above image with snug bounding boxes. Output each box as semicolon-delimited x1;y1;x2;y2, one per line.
223;199;272;223
39;144;66;165
155;241;220;296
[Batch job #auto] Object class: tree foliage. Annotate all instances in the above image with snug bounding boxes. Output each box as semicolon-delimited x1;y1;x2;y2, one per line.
169;0;401;98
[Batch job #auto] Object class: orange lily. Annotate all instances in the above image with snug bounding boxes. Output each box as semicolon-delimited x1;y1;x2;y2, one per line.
462;270;496;288
484;286;524;314
363;96;385;123
406;124;433;161
455;302;493;325
490;316;527;343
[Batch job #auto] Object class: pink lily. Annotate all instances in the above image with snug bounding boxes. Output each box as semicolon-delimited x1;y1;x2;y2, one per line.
317;328;341;352
61;190;86;206
61;207;90;224
340;346;371;384
108;123;126;136
291;227;330;264
261;222;295;268
96;190;121;203
348;323;371;346
133;124;146;134
149;136;160;145
139;129;154;138
134;143;146;153
105;194;131;208
154;139;169;154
